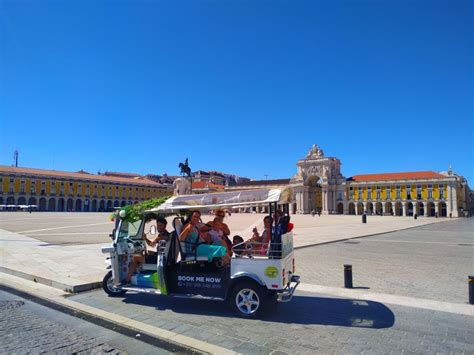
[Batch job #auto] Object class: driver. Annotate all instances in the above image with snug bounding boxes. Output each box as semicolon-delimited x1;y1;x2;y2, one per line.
125;216;169;283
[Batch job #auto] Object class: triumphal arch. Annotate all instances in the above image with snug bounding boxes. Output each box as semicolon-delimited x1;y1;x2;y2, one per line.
290;144;347;214
226;143;468;217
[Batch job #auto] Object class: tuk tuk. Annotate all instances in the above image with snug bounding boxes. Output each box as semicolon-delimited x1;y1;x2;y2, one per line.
101;188;300;318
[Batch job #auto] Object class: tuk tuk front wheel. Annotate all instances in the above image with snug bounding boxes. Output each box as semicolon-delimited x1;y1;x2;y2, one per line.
102;271;127;297
230;280;266;318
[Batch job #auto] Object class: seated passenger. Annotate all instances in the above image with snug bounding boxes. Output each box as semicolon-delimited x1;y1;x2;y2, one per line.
247;215;272;256
202;209;232;265
232;235;245;256
125;216;169;283
202;209;231;244
179;210;227;262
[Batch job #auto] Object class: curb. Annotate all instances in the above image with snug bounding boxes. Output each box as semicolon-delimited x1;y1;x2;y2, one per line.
0;266;100;293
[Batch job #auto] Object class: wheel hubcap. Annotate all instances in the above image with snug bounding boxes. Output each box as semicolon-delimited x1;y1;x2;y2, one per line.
236;288;260;315
107;277;120;292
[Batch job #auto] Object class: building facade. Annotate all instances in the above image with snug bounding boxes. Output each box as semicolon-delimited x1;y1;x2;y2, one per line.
344;171;465;217
192;170;250;186
226;144;470;217
0;166;172;212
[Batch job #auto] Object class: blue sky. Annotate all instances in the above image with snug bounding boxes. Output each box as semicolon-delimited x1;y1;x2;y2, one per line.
1;0;472;183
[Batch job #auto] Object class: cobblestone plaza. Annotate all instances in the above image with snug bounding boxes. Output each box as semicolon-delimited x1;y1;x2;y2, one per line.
1;212;472;353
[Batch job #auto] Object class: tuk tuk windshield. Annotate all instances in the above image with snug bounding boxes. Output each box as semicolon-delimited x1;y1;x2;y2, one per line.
118;220;143;240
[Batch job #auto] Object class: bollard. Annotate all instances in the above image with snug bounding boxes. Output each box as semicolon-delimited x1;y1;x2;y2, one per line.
414;213;417;220
469;275;474;305
362;213;367;224
344;264;353;288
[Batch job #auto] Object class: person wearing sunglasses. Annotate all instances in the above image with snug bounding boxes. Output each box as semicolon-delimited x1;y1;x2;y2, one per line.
201;209;232;264
179;210;227;263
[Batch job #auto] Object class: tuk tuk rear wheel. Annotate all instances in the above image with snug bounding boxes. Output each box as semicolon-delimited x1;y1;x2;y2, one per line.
102;271;127;296
230;280;266;318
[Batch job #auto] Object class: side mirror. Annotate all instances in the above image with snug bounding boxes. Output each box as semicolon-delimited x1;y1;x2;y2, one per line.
149;225;157;235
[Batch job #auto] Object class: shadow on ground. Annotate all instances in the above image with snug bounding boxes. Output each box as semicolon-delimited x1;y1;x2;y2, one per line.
120;293;395;329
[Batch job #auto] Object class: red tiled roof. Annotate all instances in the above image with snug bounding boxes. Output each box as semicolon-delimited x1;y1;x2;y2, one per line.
192;181;225;190
104;171;142;178
0;165;166;187
234;179;291;187
349;171;446;182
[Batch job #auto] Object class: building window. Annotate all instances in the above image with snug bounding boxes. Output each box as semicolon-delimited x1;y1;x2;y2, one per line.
396;185;401;199
20;180;25;193
417;185;422;199
337;192;342;201
41;181;46;195
386;186;390;200
86;184;90;196
428;190;433;199
78;184;82;195
60;182;64;195
30;181;36;194
358;187;362;200
9;178;14;193
51;181;56;194
439;184;444;199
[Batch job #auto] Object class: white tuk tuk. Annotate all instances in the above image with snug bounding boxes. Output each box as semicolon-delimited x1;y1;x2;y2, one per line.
101;188;300;318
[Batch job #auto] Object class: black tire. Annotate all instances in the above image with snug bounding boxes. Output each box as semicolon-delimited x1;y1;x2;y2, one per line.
229;280;266;318
102;271;127;297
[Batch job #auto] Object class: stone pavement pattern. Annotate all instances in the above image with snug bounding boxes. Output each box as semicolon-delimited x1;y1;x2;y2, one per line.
69;289;474;354
1;213;473;353
0;290;170;354
296;219;474;303
63;218;473;353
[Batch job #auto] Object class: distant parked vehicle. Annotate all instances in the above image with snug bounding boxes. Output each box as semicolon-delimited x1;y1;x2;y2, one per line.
0;204;38;212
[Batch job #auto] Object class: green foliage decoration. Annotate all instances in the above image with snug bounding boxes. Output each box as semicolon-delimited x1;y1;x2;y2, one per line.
120;196;171;222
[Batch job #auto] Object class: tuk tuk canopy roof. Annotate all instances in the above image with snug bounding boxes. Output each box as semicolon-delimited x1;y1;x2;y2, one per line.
148;188;293;213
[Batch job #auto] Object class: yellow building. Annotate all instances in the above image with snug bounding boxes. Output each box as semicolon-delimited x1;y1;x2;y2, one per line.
0;166;172;212
345;171;468;217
